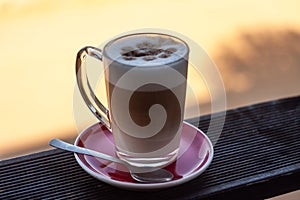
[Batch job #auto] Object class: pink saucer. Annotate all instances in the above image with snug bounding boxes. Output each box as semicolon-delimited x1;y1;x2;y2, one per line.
74;121;214;190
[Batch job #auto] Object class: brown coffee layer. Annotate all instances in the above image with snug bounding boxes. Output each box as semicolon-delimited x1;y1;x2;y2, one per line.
108;82;185;153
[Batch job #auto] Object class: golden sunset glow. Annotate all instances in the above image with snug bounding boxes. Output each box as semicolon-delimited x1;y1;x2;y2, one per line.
1;0;300;159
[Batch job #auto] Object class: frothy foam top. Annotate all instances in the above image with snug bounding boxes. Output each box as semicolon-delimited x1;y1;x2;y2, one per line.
104;34;188;66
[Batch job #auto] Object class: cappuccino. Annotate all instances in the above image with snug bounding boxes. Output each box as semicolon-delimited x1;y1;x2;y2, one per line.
103;33;189;167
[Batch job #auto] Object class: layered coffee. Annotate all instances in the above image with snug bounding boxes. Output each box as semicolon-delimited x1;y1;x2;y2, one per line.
103;33;189;167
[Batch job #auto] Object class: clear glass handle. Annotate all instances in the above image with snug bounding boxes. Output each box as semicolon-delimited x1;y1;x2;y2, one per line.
75;46;111;129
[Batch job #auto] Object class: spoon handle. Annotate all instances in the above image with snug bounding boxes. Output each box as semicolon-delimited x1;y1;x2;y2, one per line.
49;139;124;165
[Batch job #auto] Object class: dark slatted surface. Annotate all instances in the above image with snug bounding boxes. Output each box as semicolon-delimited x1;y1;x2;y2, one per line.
1;96;300;200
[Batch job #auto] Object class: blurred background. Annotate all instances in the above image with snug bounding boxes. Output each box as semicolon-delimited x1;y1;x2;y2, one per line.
1;0;300;158
0;1;300;198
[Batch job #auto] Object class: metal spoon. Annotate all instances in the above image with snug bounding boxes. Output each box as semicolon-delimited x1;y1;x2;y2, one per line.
49;139;173;183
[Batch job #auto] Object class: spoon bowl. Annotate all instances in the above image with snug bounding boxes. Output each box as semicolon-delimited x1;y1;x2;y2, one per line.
49;139;173;183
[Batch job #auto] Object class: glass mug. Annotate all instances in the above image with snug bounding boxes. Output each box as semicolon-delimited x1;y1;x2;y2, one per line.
76;33;189;167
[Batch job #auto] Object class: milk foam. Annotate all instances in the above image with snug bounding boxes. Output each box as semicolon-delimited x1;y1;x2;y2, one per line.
105;34;188;66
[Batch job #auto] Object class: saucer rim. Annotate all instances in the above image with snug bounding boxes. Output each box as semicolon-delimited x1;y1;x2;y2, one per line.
74;121;214;190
